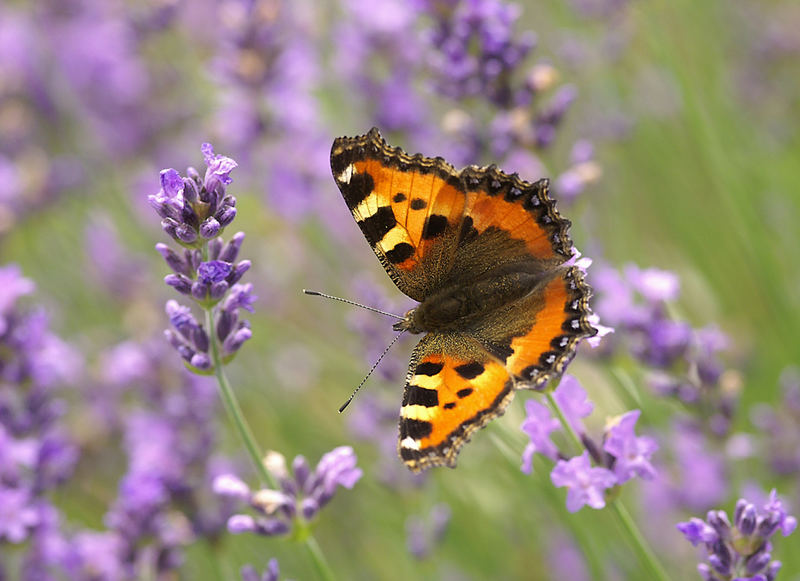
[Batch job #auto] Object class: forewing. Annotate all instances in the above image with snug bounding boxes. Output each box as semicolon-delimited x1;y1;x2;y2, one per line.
331;128;467;302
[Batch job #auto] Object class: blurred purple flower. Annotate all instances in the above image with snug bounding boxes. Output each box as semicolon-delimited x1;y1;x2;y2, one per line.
0;485;39;543
241;558;281;581
406;503;451;559
551;451;616;512
520;399;560;472
215;447;362;537
424;0;535;107
673;420;728;511
553;375;594;433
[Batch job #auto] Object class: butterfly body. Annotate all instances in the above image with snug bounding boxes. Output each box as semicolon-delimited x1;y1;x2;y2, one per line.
331;128;596;472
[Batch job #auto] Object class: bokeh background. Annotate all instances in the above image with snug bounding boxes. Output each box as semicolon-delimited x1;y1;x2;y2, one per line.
1;0;798;579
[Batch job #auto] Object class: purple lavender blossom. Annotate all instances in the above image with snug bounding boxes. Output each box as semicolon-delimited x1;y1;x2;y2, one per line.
551;451;617;512
552;375;594;433
92;337;229;578
520;399;561;472
677;490;796;581
0;485;39;543
423;0;536;107
241;558;281;581
148;144;239;248
214;447;363;537
151;145;255;370
603;410;658;483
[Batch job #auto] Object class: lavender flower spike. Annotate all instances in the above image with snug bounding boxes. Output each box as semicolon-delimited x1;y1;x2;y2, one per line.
150;145;255;371
677;490;796;580
214;446;362;538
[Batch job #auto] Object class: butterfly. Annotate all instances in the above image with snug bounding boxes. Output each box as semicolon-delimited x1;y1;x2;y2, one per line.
331;128;596;473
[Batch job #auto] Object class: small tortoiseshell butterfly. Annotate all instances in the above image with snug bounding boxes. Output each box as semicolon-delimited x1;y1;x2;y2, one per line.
331;128;596;473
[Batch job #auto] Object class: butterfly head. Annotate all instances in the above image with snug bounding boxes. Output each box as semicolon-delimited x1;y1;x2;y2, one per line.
392;307;423;334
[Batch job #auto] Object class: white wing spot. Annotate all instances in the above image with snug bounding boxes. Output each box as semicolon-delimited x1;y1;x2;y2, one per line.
400;437;421;450
337;164;355;184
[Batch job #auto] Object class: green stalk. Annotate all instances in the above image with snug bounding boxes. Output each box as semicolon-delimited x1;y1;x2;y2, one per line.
205;305;276;489
303;535;338;581
610;500;671;581
545;391;671;581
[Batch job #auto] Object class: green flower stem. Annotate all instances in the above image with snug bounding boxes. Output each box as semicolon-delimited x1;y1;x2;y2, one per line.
544;390;671;581
610;500;671;581
304;535;337;581
205;306;276;489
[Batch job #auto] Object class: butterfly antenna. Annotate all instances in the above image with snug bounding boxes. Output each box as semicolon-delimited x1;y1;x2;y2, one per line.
303;289;403;320
338;331;405;413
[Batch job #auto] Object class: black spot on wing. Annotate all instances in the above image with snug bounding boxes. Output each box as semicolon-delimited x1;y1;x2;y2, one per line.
454;362;484;379
399;446;417;461
358;205;396;246
458;215;478;243
401;418;433;439
340;171;375;210
456;388;473;398
415;361;444;376
393;192;406;203
410;198;427;210
421;215;448;239
385;242;414;264
403;386;439;407
443;402;456;410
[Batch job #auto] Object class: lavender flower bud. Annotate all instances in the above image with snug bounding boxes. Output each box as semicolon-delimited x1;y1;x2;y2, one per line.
175;223;197;244
746;547;772;575
182;176;199;203
207;238;223;260
223;326;252;355
293;456;312;490
219;232;245;262
228;260;251;285
161;218;179;239
191;326;209;353
210;281;229;300
165;274;192;295
256;518;290;537
738;503;758;536
734;498;748;526
217;205;237;228
186;249;202;272
216;310;237;341
300;497;319;521
190;353;211;370
228;515;256;534
767;561;782;580
708;540;732;575
191;281;208;301
200;217;220;239
156;243;190;276
707;510;732;539
212;474;251;500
